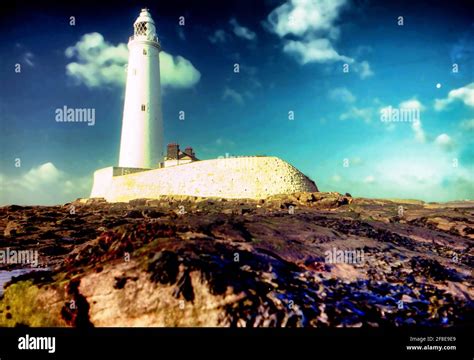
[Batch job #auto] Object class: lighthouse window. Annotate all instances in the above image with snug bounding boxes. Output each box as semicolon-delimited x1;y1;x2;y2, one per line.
143;49;147;55
141;104;146;111
135;22;147;35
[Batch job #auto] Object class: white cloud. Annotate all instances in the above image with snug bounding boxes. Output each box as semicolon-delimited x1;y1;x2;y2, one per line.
222;87;244;104
159;52;201;89
267;0;347;37
399;98;424;111
329;87;355;103
363;175;375;184
22;163;62;190
65;32;200;89
351;157;363;166
65;33;128;88
229;18;257;41
434;82;474;111
283;38;352;64
398;98;426;143
460;118;474;131
177;27;186;41
331;174;342;183
322;147;474;202
209;29;229;44
354;61;373;79
370;151;474;201
340;106;373;123
411;119;426;143
0;163;91;206
267;0;372;78
23;52;35;67
215;138;235;147
435;133;455;151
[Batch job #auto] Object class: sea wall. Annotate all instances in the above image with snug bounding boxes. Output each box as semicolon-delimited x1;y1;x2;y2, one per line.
90;156;318;201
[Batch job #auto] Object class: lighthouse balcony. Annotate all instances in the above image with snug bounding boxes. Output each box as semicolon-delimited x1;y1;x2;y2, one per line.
129;34;160;45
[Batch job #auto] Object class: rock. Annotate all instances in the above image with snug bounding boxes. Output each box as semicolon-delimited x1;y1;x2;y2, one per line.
240;207;253;215
5;205;26;211
145;199;162;206
84;198;107;205
128;198;149;206
148;250;180;284
125;210;143;218
0;194;472;327
4;221;24;237
298;192;316;203
143;209;165;218
40;245;71;256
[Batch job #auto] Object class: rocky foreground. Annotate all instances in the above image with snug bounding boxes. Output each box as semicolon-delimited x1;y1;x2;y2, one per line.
0;192;472;327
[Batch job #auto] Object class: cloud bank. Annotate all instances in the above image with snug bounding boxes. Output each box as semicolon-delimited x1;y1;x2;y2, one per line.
434;82;474;111
267;0;373;78
229;18;257;41
0;163;91;206
65;32;201;90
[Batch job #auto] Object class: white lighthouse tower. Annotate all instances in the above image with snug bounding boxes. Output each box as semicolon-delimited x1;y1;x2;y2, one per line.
118;8;163;169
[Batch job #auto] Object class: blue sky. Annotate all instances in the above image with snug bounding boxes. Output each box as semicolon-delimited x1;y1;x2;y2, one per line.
0;0;473;205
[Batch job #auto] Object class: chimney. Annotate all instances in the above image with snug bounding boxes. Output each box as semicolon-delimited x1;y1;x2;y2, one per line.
167;143;179;160
184;147;194;157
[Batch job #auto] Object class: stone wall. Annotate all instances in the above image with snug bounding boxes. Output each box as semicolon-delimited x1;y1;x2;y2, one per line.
91;156;318;202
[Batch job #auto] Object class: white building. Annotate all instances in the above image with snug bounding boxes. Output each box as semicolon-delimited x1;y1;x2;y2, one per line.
118;8;164;169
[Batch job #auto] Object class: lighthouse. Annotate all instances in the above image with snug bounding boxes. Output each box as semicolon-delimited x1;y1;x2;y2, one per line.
89;8;319;202
118;8;163;169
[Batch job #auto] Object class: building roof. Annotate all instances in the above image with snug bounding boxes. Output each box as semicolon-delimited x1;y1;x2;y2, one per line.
178;149;198;161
